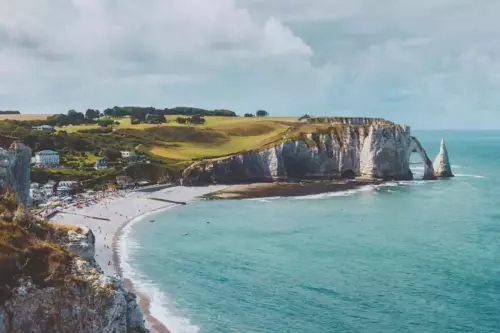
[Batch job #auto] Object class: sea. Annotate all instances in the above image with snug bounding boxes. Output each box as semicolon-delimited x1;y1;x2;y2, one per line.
121;130;500;333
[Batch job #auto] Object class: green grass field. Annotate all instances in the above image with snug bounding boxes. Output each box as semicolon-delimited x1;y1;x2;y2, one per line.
58;116;301;161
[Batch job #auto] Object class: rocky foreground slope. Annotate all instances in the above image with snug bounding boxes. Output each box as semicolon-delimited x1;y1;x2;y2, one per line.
0;190;148;333
183;118;440;184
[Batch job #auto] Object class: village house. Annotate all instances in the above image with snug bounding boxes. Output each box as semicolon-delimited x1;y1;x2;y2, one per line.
120;151;137;159
34;150;60;166
95;158;108;169
32;125;55;133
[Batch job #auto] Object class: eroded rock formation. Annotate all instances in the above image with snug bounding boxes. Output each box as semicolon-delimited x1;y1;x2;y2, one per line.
0;225;149;333
0;139;32;206
183;121;437;184
433;139;453;178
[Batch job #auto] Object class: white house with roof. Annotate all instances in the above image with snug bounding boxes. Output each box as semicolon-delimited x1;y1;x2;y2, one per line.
29;188;45;205
34;150;60;166
120;151;137;159
32;125;55;133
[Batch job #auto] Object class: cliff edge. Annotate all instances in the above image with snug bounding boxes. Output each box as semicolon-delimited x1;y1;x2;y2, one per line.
0;190;148;333
183;119;436;184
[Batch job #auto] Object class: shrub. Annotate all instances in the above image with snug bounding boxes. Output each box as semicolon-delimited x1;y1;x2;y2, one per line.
78;128;112;134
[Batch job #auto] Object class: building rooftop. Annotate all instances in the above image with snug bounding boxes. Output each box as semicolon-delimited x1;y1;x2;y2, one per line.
35;150;59;155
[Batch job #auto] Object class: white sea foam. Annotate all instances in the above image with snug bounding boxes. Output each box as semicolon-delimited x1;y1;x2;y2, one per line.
119;207;201;333
293;184;383;200
291;178;442;200
454;174;486;179
246;197;282;202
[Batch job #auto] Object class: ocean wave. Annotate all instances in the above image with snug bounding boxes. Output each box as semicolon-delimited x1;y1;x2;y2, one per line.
119;208;201;333
293;184;381;200
454;174;486;179
246;197;282;202
291;179;442;200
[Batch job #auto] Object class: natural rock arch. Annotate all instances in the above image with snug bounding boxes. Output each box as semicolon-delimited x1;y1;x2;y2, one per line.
410;137;437;180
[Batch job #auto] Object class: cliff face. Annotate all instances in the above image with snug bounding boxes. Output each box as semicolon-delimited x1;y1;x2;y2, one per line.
0;141;32;206
0;223;148;333
183;123;436;184
433;139;453;178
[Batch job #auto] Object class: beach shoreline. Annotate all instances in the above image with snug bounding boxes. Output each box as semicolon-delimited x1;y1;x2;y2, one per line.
50;179;384;332
51;185;227;333
203;178;386;200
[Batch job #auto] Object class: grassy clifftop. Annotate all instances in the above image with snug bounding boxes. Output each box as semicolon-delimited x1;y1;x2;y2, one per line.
1;115;398;183
0;189;75;303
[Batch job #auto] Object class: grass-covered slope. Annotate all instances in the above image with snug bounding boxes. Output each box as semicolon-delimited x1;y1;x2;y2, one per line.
0;189;74;303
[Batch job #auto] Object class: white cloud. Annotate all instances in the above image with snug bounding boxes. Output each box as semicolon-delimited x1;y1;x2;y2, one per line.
1;0;500;128
0;0;319;113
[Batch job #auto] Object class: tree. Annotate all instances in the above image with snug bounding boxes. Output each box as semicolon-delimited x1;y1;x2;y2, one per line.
145;113;166;124
190;115;205;125
85;109;100;119
103;108;114;117
97;119;114;127
256;110;269;117
244;113;254;117
298;114;311;120
176;117;187;124
100;148;122;161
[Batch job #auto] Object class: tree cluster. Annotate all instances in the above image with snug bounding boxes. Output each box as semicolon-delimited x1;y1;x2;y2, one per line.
175;115;206;125
0;110;20;115
100;106;237;119
45;110;97;127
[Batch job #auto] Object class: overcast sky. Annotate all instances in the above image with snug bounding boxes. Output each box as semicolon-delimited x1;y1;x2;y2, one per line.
1;0;499;129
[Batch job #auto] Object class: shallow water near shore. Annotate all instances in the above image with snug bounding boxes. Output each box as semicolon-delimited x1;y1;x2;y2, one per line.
124;130;500;333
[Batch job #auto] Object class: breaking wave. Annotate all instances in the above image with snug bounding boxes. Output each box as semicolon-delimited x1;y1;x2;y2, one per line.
454;174;486;179
119;208;201;333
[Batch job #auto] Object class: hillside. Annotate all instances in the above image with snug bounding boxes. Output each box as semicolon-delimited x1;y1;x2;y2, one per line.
0;115;304;185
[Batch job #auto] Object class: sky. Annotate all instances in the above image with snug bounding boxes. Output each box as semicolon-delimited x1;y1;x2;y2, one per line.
1;0;499;129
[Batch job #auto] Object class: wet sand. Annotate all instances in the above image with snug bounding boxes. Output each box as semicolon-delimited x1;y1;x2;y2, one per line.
205;179;385;200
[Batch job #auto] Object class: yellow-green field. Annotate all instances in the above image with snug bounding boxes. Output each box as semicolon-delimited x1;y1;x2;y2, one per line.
150;123;290;160
58;116;302;161
57;116;298;133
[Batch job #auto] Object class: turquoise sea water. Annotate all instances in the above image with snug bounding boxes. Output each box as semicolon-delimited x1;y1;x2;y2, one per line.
125;131;500;333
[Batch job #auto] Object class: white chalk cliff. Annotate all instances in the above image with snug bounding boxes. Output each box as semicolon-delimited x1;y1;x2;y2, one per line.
433;139;453;178
0;225;149;333
0;140;32;206
184;120;438;184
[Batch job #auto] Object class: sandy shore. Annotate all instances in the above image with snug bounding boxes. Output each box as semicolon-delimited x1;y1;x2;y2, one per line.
51;185;226;333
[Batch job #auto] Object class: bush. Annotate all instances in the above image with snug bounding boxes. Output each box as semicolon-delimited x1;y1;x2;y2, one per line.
97;119;114;127
78;128;112;134
244;113;254;117
190;115;205;125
